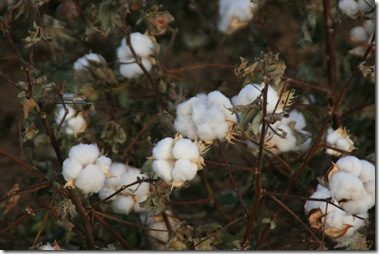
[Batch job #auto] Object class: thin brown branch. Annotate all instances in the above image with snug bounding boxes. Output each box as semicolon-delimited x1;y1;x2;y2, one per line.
32;211;50;247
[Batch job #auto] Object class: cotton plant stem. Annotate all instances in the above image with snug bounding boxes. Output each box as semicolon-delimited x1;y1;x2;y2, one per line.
32;211;50;247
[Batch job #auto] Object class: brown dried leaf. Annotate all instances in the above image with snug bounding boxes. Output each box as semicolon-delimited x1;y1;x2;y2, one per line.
324;224;353;238
308;208;324;229
3;184;20;215
23;98;39;119
327;162;340;181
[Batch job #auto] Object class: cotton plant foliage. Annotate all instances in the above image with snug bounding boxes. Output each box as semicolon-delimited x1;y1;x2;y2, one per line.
174;91;237;143
304;155;375;245
99;162;150;215
326;127;355;156
218;0;258;34
151;135;207;187
62;143;112;194
117;32;158;79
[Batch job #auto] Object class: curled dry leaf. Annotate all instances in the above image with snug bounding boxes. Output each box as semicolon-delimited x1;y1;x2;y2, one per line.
327;162;340;181
325;224;353;238
308;208;324;229
2;183;20;215
23;98;39;119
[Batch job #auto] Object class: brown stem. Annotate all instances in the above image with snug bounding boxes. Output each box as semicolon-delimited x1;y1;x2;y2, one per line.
32;211;50;246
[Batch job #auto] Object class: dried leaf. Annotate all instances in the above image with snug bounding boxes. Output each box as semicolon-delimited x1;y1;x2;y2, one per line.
324;224;353;238
2;184;20;215
23;98;39;119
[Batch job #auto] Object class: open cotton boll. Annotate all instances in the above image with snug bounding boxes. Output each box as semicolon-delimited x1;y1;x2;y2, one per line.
338;0;360;17
75;164;105;193
329;171;366;202
66;114;87;135
357;0;375;13
152;159;174;182
173;115;198;140
283;110;307;130
232;83;262;106
350;26;369;43
172;159;198;185
96;156;112;175
119;57;152;79
326;128;340;144
68;144;100;166
55;105;76;125
73;53;104;71
106;163;127;188
341;194;375;214
266;125;298;153
111;196;135;215
364;180;375;198
120;168;150;197
207;91;237;122
152;137;174;160
304;184;331;214
98;186;116;201
336;156;362;177
119;32;155;58
363;20;375;35
172;138;200;160
359;160;375;182
62;157;83;182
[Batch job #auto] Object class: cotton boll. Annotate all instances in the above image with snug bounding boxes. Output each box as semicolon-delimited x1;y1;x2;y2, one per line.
336;156;362;177
285;110;307;129
329;171;366;202
119;58;152;79
152;137;174;160
213;121;230;140
152;159;174;182
119;32;155;58
342;213;368;237
172;159;198;184
147;221;170;243
176;99;194;116
98;186;116;201
172;139;200;160
191;102;207;124
359;160;375;182
106;163;127;188
304;184;331;214
364;180;375;199
68;144;100;166
55;105;76;125
120;168;150;197
338;0;360;17
341;194;375;214
117;46;131;61
96;156;112;175
174;115;197;140
73;53;104;71
335;137;354;152
326;128;341;145
266;125;297;154
207;91;236;122
357;0;375;13
233;84;262;106
111;196;135;215
66;114;87;135
62;157;83;181
265;85;281;113
363;20;375;35
350;26;369;43
75;164;105;193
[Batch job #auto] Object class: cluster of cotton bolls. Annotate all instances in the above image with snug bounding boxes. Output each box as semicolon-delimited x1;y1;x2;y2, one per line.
326;127;355;157
55;104;87;136
62;144;112;194
99;162;150;215
117;32;157;79
263;110;311;154
304;155;375;242
174;91;237;143
151;135;206;187
338;0;374;18
349;19;375;57
218;0;258;34
73;53;105;71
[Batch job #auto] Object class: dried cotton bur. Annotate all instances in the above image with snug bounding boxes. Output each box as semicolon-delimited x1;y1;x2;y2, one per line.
304;155;375;248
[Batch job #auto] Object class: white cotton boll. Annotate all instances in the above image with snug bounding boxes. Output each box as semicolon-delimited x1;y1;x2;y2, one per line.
111;196;135;215
207;91;236;122
120;168;150;197
73;53;104;71
364;180;375;199
359;160;375;182
218;0;256;34
98;186;116;201
172;139;200;160
152;137;174;160
55;105;76;125
336;156;362;177
265;85;281;113
267;125;298;153
66;114;87;135
191;102;207;124
176;99;194;116
350;26;369;43
335;137;353;152
119;58;152;79
363;20;375;35
106;163;127;188
341;194;375;214
196;122;217;142
304;184;331;214
96;156;112;175
64;127;75;136
68;144;100;166
342;212;368;237
117;46;131;61
39;243;55;250
213;121;230;140
326;128;341;144
357;0;375;13
285;110;307;129
323;205;346;229
120;33;155;58
338;0;360;17
233;84;262;106
75;164;105;193
148;221;170;243
62;157;83;181
174;115;198;140
329;171;366;202
152;159;174;182
172;159;198;183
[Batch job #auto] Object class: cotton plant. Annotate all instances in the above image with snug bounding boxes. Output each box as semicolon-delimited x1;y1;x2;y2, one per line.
349;19;375;57
304;155;375;245
62;144;112;194
174;90;237;143
326;127;355;156
338;0;374;18
117;32;158;79
55;104;87;136
73;53;106;71
98;162;150;215
150;135;207;187
218;0;258;34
